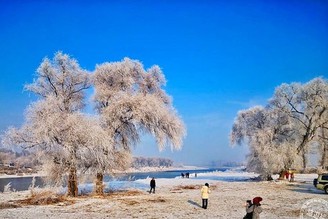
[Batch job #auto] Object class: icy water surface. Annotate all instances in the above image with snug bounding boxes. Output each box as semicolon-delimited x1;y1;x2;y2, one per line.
0;167;240;192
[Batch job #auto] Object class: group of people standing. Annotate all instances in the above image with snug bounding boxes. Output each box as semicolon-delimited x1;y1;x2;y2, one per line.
181;172;191;178
285;169;295;182
149;179;263;218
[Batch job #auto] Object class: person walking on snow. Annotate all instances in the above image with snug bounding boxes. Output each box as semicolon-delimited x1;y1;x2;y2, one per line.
201;183;210;209
149;177;156;194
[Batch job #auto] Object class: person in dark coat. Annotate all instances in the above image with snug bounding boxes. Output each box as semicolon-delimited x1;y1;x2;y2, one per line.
243;200;253;219
149;177;156;194
246;197;263;219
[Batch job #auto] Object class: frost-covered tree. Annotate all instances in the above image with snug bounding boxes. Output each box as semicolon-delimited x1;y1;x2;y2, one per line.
2;53;186;196
93;58;185;194
2;52;92;196
230;106;300;180
269;78;328;169
231;77;328;178
309;78;328;168
317;127;328;167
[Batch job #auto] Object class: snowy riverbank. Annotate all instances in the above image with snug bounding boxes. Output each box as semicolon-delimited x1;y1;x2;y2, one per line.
0;172;46;179
1;171;327;218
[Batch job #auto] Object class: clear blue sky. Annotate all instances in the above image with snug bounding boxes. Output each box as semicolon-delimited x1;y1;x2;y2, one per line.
0;0;327;166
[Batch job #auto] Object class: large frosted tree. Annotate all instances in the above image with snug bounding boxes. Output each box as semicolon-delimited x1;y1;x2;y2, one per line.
230;106;300;180
93;58;186;194
2;53;186;196
269;78;328;169
231;77;328;179
2;52;92;196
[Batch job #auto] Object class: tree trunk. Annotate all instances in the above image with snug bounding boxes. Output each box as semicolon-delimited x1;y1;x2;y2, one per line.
67;166;78;197
266;174;273;181
260;174;273;181
278;170;286;180
297;134;310;171
95;172;104;195
321;143;328;167
320;128;328;168
301;148;307;171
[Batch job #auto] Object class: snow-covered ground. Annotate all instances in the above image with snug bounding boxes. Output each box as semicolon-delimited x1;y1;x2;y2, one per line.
1;170;327;219
77;168;259;193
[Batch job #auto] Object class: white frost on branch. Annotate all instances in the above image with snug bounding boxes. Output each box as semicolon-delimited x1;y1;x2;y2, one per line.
1;53;186;191
93;58;186;153
230;77;328;179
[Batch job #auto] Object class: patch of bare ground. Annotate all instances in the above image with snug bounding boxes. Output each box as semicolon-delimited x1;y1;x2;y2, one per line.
74;189;145;200
173;184;201;190
17;190;72;206
171;184;218;191
280;209;301;217
147;197;166;203
106;189;144;197
0;202;20;209
0;190;74;210
121;199;140;206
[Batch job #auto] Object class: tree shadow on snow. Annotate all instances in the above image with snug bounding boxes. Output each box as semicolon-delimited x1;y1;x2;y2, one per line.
188;200;202;208
287;183;324;195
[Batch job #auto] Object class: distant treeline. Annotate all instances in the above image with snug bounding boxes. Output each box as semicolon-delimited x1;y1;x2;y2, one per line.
131;157;173;168
210;160;245;168
0;148;174;170
0;148;38;167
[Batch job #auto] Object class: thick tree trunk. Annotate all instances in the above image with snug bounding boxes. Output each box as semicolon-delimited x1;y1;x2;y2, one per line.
67;166;78;197
301;149;307;171
321;143;328;167
320;143;328;167
320;128;328;167
266;174;273;181
297;134;310;171
95;172;104;195
260;174;273;181
278;170;286;180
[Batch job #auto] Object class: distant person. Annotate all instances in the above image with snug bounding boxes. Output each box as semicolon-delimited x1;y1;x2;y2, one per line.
186;172;190;178
149;177;156;194
195;173;197;178
285;170;289;180
246;197;263;219
289;169;295;182
181;173;185;178
290;172;294;182
243;200;253;219
201;183;210;209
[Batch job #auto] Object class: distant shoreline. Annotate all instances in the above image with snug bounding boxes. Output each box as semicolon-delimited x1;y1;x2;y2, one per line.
0;172;46;179
0;166;211;179
118;165;209;174
0;166;240;179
